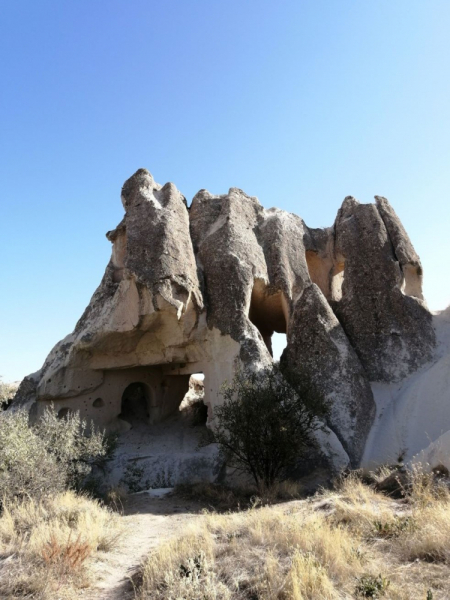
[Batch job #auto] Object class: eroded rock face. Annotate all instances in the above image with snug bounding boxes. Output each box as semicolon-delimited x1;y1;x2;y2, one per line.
190;187;271;368
333;196;435;382
14;169;437;481
283;285;375;467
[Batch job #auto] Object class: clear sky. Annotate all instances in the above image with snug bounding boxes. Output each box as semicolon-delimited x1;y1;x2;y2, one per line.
1;1;450;382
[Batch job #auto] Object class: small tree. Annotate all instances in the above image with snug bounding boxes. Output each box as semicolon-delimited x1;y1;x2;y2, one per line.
210;364;329;489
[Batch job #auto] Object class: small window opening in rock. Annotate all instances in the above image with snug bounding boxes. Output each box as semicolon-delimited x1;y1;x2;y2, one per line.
179;373;208;426
331;261;345;302
58;407;70;419
272;333;287;362
249;279;287;356
120;382;150;426
93;397;104;408
305;250;333;300
401;264;424;300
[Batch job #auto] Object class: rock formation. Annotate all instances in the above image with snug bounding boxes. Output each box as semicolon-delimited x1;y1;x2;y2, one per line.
333;196;434;382
14;169;437;481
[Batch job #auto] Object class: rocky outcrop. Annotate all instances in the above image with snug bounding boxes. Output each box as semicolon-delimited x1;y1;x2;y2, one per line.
362;306;450;469
283;285;375;466
13;169;438;482
333;196;435;382
36;170;207;405
375;195;424;300
190;187;271;368
118;169;203;313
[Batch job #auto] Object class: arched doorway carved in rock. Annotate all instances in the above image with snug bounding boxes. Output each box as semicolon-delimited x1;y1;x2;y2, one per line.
120;382;150;426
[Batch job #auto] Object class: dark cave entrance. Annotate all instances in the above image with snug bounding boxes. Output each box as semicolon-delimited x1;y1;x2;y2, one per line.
120;382;150;426
118;372;209;429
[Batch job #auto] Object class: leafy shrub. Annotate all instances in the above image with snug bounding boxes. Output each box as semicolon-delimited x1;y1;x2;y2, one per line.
0;409;65;502
152;467;173;489
208;364;329;489
355;574;390;597
0;405;112;503
34;406;112;489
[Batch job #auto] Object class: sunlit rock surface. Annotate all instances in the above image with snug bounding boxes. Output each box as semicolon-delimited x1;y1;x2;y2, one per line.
13;169;439;483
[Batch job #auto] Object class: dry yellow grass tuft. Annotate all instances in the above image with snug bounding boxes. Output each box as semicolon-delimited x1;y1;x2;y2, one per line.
397;466;450;564
138;499;365;599
138;471;450;600
328;474;401;536
0;490;121;599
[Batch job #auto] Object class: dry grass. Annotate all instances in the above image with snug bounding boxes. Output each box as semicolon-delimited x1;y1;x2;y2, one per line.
397;466;450;564
138;499;365;599
0;490;121;599
175;480;305;512
138;471;450;600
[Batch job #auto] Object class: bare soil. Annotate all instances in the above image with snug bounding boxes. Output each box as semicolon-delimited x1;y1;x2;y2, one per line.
80;492;203;600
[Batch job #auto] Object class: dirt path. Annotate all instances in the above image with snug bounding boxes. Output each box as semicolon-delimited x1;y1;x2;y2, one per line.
80;492;203;600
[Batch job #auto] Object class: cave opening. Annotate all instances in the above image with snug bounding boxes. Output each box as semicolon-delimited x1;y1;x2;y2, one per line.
305;250;332;299
118;371;208;429
249;279;288;357
272;332;288;361
120;382;150;426
401;264;423;299
331;261;345;302
305;250;345;304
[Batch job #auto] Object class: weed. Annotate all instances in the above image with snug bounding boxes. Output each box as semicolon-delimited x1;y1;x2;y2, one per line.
355;574;390;598
42;531;92;574
0;491;121;598
120;463;150;493
373;516;412;538
152;467;173;489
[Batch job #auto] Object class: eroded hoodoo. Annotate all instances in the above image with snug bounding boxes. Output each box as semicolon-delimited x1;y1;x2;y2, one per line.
14;169;436;481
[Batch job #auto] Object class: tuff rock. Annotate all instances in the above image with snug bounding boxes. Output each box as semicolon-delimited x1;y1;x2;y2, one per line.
13;169;437;483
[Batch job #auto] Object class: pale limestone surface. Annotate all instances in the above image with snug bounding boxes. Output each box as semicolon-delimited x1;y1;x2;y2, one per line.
362;306;450;469
411;429;450;473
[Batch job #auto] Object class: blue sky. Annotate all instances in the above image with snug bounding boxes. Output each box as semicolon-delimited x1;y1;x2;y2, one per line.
1;1;450;381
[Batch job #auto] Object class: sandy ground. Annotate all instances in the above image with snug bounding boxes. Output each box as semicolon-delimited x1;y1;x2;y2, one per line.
80;492;203;600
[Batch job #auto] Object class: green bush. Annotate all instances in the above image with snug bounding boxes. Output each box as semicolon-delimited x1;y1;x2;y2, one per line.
209;364;329;489
0;405;112;504
355;574;390;598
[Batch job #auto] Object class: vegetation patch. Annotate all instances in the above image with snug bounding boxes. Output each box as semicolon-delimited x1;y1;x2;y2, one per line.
206;364;329;489
0;404;120;598
0;405;113;504
137;473;450;600
0;491;121;599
